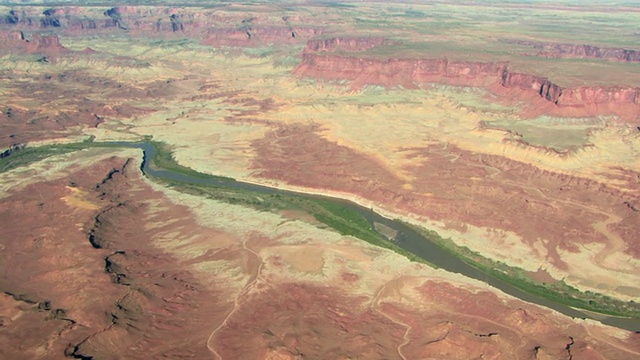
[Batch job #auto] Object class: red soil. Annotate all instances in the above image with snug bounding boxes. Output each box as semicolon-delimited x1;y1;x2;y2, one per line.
250;124;640;262
0;157;232;358
0;147;638;359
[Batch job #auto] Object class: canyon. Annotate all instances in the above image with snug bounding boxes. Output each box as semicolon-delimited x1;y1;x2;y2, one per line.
509;39;640;63
294;48;640;121
2;146;639;359
2;4;639;121
0;1;639;359
1;6;324;42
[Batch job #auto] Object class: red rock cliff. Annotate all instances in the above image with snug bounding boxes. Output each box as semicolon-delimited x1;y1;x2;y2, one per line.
510;40;640;62
0;29;25;44
294;53;506;89
500;71;563;103
31;34;63;49
204;26;322;46
558;87;639;106
294;50;640;121
304;37;390;52
0;31;67;57
1;6;322;41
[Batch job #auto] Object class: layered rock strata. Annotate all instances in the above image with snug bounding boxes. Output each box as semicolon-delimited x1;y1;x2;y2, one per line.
510;39;640;62
294;40;640;121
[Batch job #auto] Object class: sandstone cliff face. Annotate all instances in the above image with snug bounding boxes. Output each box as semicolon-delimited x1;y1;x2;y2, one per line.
294;41;640;120
294;53;506;88
0;29;25;44
0;6;187;34
304;36;389;52
1;6;323;43
500;71;563;103
0;30;66;55
511;40;640;62
546;44;640;62
64;18;119;31
31;33;64;49
40;9;61;28
558;87;639;106
204;26;322;46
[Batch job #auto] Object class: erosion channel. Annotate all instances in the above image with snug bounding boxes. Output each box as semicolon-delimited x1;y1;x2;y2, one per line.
50;142;640;332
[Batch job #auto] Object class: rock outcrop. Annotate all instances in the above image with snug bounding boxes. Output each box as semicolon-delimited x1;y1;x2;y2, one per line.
204;26;322;46
294;39;640;120
294;53;507;88
500;71;563;103
32;33;64;50
0;29;25;44
558;87;639;106
0;30;68;57
40;8;61;28
510;39;640;62
304;36;390;52
4;10;19;25
1;6;184;34
1;6;324;44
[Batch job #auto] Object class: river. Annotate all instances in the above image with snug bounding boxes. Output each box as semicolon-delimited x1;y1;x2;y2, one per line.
114;141;639;332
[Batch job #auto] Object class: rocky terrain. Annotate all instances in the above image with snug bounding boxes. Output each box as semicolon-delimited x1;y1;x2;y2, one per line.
294;44;640;121
1;1;639;358
0;30;68;57
508;40;640;63
1;149;639;359
0;5;324;43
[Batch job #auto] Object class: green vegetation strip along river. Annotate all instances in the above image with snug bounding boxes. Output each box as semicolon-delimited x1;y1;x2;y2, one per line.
2;140;639;332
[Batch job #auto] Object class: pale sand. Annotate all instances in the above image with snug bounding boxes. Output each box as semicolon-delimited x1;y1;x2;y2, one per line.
138;161;635;344
0;147;141;199
233;176;640;301
9;41;636;301
0;141;634;345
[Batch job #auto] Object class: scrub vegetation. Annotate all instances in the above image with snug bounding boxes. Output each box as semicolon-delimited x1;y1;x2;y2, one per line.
3;140;638;319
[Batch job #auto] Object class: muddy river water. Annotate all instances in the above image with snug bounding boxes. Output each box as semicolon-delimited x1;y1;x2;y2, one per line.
116;142;638;332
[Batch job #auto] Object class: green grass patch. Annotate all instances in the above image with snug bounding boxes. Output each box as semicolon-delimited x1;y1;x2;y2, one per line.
482;116;609;151
148;141;235;182
0;139;119;174
4;138;636;318
317;2;357;8
401;220;640;318
154;176;430;266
